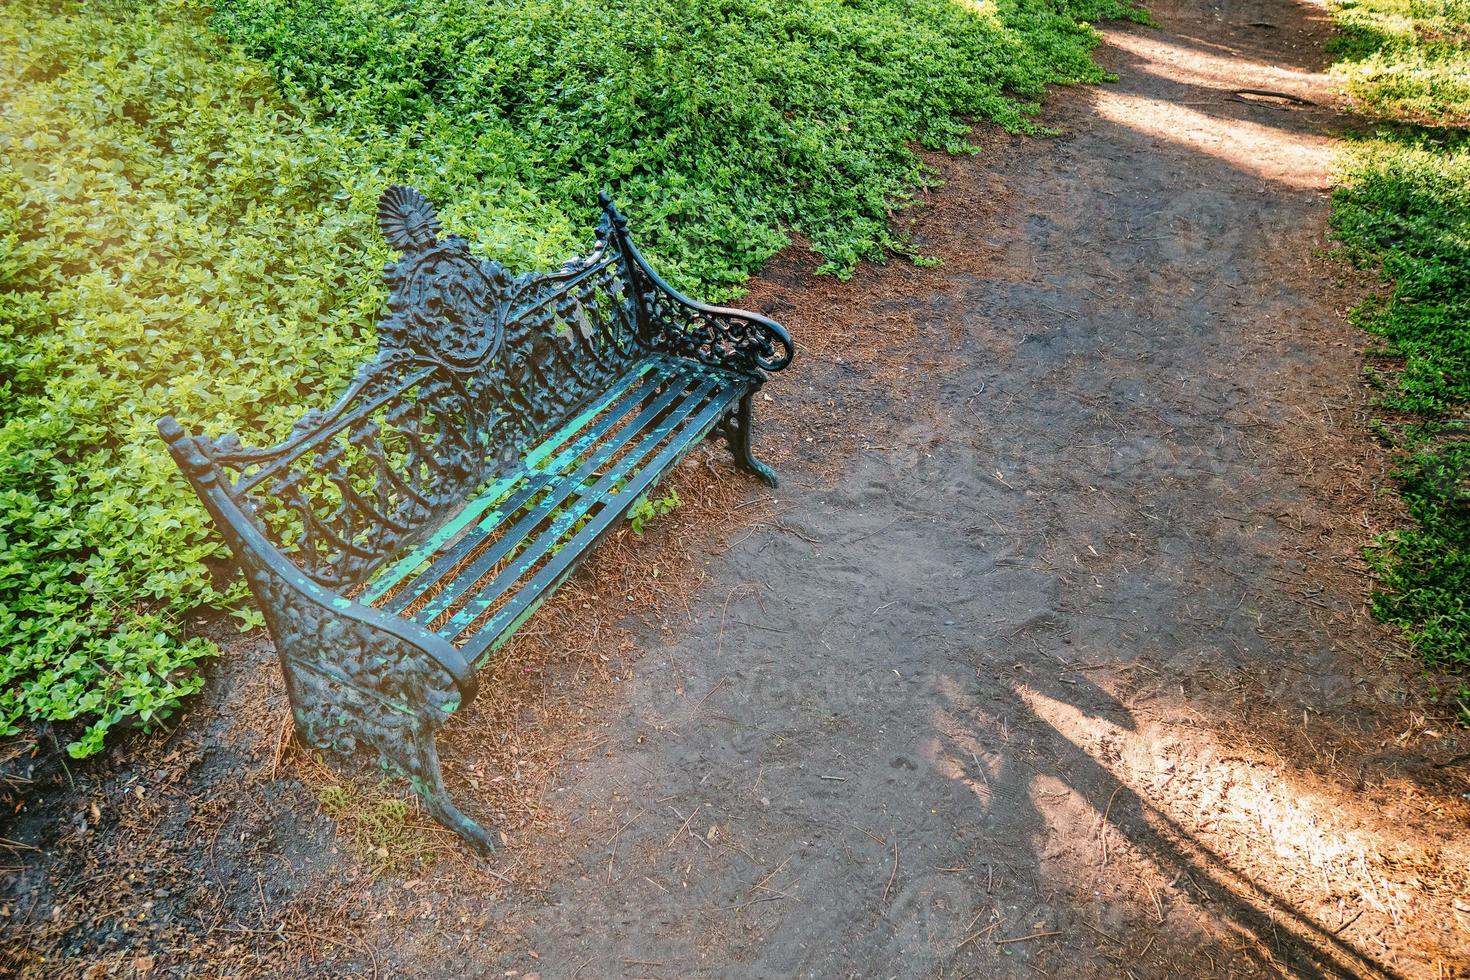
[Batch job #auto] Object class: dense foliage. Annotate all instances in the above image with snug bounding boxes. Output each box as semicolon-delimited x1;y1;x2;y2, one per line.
1332;0;1470;126
1366;444;1470;670
210;0;1142;289
1329;0;1470;705
1334;132;1470;415
0;0;1140;755
0;0;386;757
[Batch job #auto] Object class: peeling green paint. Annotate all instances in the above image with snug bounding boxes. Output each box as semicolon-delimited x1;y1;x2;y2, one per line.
360;359;669;603
416;376;719;630
449;380;741;653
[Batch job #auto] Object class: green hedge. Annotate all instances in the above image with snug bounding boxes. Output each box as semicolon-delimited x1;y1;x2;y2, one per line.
1;0;1140;757
1328;0;1470;710
210;0;1142;289
1;0;382;757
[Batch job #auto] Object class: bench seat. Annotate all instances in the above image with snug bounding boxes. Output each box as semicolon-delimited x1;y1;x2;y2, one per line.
360;355;749;663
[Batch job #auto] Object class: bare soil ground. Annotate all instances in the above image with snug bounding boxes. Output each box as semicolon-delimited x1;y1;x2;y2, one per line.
5;0;1470;976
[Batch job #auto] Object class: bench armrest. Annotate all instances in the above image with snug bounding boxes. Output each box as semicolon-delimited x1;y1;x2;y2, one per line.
158;418;479;717
599;193;794;378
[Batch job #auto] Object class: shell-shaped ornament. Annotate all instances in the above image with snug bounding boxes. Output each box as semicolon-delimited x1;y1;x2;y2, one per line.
378;185;442;251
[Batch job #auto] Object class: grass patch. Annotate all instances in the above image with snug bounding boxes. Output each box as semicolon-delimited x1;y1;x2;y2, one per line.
1;0;1144;756
1331;0;1470;125
1334;129;1470;416
1366;444;1470;673
1328;0;1470;713
317;780;444;871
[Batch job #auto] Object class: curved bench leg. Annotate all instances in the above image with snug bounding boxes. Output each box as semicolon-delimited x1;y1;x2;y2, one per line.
257;587;496;856
390;723;497;857
722;391;778;488
282;662;496;857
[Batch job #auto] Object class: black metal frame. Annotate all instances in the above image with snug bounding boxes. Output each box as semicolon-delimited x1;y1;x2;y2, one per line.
158;186;792;853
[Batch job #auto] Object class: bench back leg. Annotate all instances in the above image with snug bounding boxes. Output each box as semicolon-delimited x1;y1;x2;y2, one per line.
716;391;779;488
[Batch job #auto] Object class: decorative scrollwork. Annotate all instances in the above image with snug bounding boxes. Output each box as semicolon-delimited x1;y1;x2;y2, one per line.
378;237;515;368
196;361;485;589
598;198;793;376
160;418;491;849
641;289;795;375
164;183;793;595
187;191;662;589
377;185;442;250
375;184;619;373
236;512;493;852
246;558;461;753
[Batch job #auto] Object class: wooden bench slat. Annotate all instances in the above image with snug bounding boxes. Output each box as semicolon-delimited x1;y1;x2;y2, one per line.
456;377;744;662
411;368;722;634
364;358;681;612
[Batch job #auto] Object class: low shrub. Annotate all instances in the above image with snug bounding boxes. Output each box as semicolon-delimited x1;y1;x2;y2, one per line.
1329;0;1470;712
210;0;1145;289
0;0;391;756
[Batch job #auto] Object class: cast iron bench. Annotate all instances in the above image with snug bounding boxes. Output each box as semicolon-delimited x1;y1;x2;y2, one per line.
158;186;792;852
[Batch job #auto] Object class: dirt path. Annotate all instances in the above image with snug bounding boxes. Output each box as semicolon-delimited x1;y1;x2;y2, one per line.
495;0;1470;974
5;0;1470;976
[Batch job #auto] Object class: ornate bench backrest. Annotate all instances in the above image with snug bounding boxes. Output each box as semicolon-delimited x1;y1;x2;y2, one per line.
173;186;659;590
